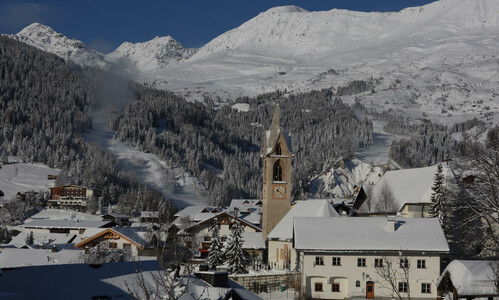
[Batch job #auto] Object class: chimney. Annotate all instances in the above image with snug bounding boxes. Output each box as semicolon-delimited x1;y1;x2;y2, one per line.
194;271;229;288
51;245;57;252
386;216;396;232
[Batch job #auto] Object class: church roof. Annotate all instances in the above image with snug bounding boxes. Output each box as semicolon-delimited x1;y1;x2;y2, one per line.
264;104;292;155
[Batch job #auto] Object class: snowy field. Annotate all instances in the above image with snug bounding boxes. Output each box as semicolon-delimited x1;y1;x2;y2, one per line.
84;112;208;209
0;159;59;200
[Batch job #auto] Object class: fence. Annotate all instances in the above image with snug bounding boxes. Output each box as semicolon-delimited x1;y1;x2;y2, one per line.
230;272;300;294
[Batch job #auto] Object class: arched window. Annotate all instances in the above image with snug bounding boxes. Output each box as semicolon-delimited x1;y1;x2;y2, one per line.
275;144;282;155
273;160;283;182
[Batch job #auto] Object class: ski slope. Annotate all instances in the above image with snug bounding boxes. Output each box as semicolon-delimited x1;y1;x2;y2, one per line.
83;112;208;209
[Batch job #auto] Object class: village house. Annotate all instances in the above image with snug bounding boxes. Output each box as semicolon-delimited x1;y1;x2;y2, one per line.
75;227;156;256
23;219;113;234
369;164;452;217
438;259;499;300
179;211;264;260
294;217;449;299
140;211;160;223
267;199;339;270
47;185;100;210
102;213;131;226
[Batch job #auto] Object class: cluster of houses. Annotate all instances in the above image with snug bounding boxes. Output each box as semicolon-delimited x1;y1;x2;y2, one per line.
1;105;498;299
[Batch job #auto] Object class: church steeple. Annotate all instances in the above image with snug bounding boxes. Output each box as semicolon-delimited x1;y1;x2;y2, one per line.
262;102;293;239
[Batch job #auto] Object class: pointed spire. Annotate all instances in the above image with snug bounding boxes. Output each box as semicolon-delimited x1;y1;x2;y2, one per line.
270;101;280;131
269;101;281;147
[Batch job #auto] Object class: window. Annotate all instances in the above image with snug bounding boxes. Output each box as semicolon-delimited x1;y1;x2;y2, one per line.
204;236;211;242
398;282;408;293
375;258;383;268
417;259;426;269
275;144;282;155
314;282;323;292
400;258;409;268
315;256;324;265
109;242;118;249
221;236;227;242
332;257;341;266
421;283;431;294
332;283;340;292
357;258;366;267
356;280;360;287
273;160;283;181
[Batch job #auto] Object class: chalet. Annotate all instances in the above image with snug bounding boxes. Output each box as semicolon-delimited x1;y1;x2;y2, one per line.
23;220;113;234
102;213;131;226
369;164;452;217
267;199;339;270
179;211;264;259
140;211;159;223
294;217;449;300
75;227;156;256
438;259;499;300
47;185;101;210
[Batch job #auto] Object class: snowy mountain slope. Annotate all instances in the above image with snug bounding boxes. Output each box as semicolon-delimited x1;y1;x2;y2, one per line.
106;36;196;73
0;159;59;200
143;0;499;124
7;23;109;68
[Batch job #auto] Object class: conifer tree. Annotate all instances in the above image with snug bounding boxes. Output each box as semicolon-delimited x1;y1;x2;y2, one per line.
207;218;224;270
225;213;247;274
429;163;445;224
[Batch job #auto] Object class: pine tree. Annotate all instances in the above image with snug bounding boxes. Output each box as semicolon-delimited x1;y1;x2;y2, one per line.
25;231;34;246
429;163;445;224
225;213;247;274
207;218;224;270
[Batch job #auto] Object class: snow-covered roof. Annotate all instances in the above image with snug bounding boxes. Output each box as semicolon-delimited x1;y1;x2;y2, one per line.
267;199;339;241
140;211;159;218
0;260;161;298
75;227;153;249
241;232;265;249
8;232;76;248
23;220;113;229
371;164;451;211
438;260;498;297
294;217;449;253
0;248;82;268
242;213;261;226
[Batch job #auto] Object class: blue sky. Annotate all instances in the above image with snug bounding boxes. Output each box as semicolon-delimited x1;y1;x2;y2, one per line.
0;0;437;53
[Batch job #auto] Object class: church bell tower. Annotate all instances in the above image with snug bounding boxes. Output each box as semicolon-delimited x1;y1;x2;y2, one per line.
262;103;293;239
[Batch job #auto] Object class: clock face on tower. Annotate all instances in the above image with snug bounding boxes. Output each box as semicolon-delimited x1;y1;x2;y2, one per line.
273;185;286;199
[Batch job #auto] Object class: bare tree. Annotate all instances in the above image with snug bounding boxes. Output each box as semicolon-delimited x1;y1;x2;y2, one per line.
489;260;499;295
452;127;499;256
374;181;398;215
374;256;412;300
359;185;374;214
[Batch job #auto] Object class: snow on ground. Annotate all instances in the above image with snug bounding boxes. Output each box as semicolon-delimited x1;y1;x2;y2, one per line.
232;103;250;112
84;112;208;210
259;290;296;300
312;157;384;198
0;159;59;200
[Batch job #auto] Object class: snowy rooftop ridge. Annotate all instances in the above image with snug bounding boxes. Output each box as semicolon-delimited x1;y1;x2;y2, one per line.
267;199;339;241
294;217;449;252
